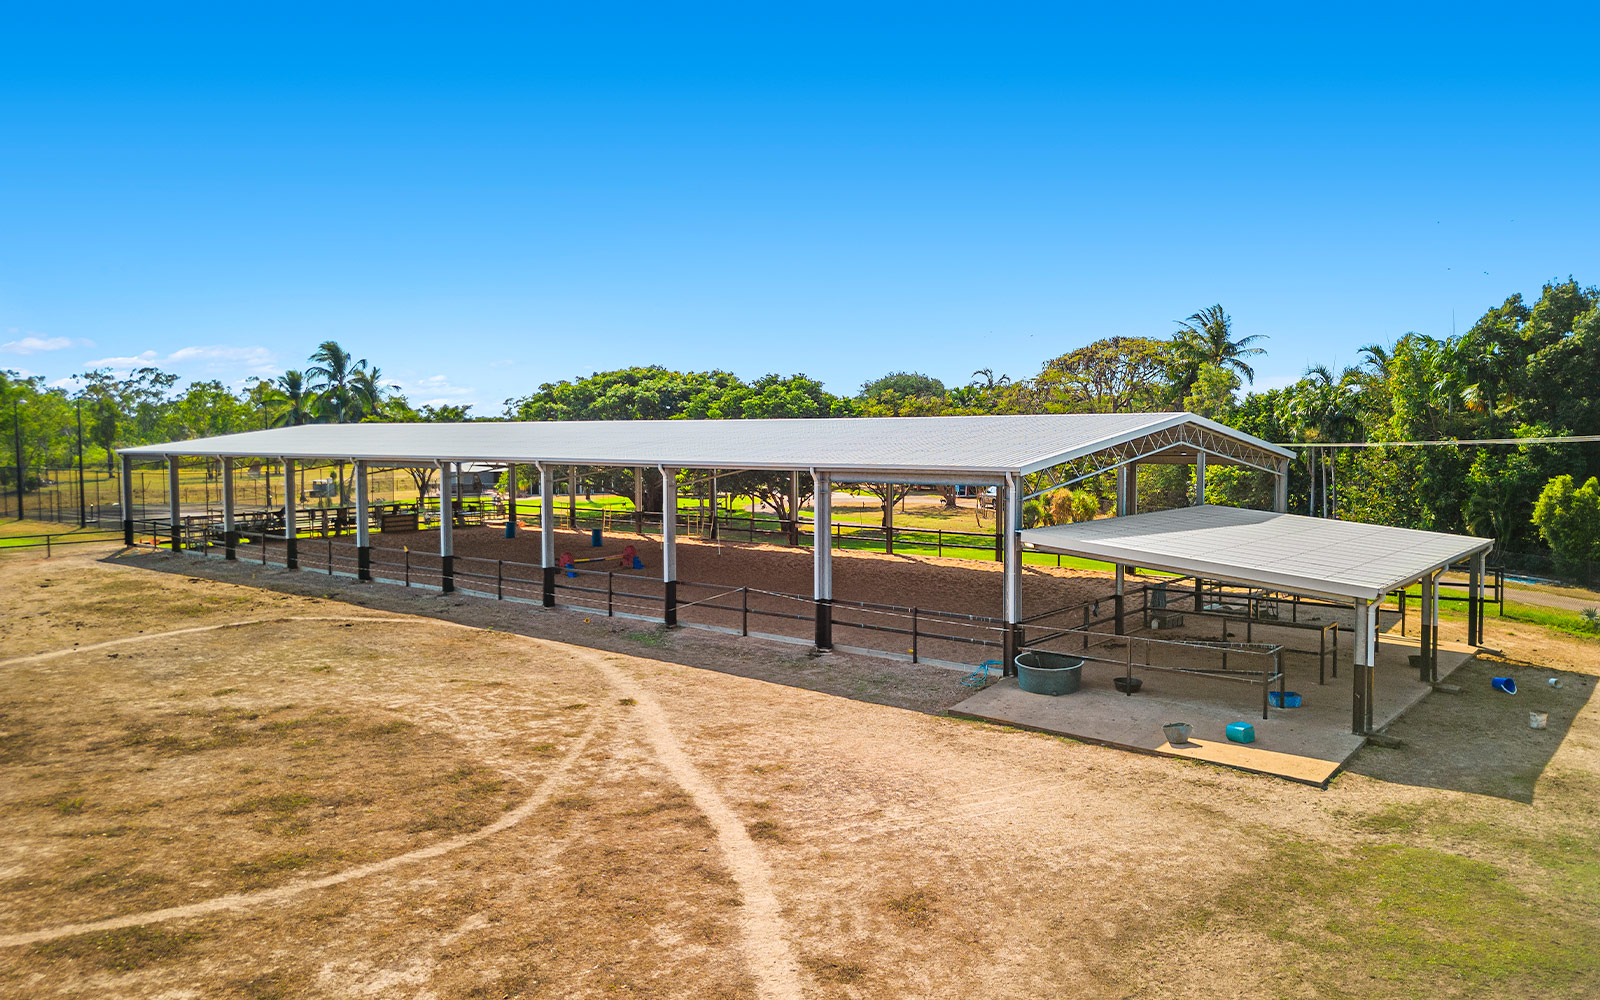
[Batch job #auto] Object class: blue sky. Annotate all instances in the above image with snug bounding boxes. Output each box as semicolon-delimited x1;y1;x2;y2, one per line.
2;4;1598;411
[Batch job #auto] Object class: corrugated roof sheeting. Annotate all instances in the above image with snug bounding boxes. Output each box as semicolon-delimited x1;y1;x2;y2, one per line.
1020;505;1492;601
119;412;1292;476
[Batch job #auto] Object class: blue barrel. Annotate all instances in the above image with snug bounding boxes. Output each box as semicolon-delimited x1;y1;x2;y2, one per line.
591;527;603;547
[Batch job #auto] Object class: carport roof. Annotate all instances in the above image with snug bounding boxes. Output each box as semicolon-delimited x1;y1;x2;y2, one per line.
1020;505;1492;602
119;412;1292;479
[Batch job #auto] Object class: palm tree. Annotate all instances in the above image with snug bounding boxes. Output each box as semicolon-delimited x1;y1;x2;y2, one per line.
306;341;370;424
1171;304;1268;393
350;366;389;421
269;371;314;427
1285;364;1363;517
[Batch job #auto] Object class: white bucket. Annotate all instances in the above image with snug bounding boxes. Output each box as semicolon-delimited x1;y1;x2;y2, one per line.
1529;712;1548;730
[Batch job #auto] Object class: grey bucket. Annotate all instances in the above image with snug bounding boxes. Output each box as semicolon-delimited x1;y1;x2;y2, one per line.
1014;650;1084;696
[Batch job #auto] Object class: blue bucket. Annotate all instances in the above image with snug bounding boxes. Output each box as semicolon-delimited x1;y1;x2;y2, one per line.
1492;677;1518;695
1268;690;1302;709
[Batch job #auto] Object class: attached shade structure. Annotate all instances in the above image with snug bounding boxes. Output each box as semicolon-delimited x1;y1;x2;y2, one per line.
1021;505;1493;733
1020;505;1492;604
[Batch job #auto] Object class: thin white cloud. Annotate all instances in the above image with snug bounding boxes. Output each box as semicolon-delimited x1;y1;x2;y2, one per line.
84;344;278;379
394;373;478;408
1;334;93;355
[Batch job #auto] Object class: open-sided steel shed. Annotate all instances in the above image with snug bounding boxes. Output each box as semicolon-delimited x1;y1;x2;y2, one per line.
118;412;1294;667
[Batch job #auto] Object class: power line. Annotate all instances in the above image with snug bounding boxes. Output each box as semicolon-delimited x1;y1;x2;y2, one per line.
1277;435;1600;449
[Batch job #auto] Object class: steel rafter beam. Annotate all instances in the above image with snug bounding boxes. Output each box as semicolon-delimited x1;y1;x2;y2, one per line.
1020;426;1280;501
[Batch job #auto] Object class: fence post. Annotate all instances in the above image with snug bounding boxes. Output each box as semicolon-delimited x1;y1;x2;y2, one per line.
45;534;51;558
741;587;749;636
937;530;942;557
327;534;333;575
911;607;919;663
404;549;410;587
607;572;614;617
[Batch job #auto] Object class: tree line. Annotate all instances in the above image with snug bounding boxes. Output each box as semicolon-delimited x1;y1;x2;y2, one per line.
4;281;1598;573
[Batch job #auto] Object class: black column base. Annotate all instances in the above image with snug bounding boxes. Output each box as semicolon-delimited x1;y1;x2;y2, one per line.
814;597;832;650
1002;623;1022;676
286;537;298;570
1352;663;1374;734
542;566;556;607
224;530;237;561
123;519;134;546
441;554;455;593
169;525;181;552
357;545;371;581
665;580;679;627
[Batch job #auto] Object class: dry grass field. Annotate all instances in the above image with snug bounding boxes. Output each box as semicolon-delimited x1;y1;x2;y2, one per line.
2;543;1599;999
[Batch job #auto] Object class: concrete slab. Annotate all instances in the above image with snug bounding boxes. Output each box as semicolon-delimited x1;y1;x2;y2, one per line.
949;634;1476;786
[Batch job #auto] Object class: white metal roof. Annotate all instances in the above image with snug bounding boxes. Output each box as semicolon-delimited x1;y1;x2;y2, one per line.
1020;504;1492;601
120;412;1291;478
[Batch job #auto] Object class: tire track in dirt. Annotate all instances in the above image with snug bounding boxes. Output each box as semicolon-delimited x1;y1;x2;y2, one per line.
0;615;419;668
0;718;599;948
579;649;807;1000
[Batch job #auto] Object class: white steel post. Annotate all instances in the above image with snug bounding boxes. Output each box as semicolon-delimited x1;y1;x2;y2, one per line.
1003;474;1024;672
1274;457;1290;513
505;463;517;538
354;459;370;580
283;458;297;569
1352;598;1375;734
540;464;556;606
119;453;134;546
813;471;833;650
438;460;454;593
222;457;236;560
167;456;181;552
1194;452;1207;506
662;467;679;626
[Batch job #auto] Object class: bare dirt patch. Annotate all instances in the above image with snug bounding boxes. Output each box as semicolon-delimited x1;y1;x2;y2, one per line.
1;547;1598;999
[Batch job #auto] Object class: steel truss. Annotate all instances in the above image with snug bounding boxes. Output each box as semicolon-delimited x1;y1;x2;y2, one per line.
1021;424;1281;501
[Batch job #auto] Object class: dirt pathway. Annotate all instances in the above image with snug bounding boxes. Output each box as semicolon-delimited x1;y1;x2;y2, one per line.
585;649;808;1000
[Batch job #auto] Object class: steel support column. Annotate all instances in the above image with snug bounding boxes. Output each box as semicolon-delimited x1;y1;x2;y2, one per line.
119;453;134;545
1002;474;1024;673
1114;564;1126;635
355;459;370;580
1194;452;1206;505
787;471;800;546
222;457;236;559
167;456;181;552
1352;598;1375;734
662;467;679;626
438;461;454;593
540;464;555;607
1470;551;1486;645
813;471;833;650
283;458;297;569
505;463;517;538
1273;457;1289;513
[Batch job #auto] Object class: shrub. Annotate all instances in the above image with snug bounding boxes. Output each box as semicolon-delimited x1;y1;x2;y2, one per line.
1531;476;1600;572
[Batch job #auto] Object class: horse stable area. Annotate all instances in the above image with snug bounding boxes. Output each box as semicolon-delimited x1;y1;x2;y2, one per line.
113;413;1498;786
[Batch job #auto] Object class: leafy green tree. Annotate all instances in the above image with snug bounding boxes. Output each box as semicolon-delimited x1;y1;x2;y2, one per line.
1035;337;1169;413
1532;475;1600;572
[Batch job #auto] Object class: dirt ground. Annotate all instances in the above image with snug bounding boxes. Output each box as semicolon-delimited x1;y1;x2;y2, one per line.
2;543;1599;999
